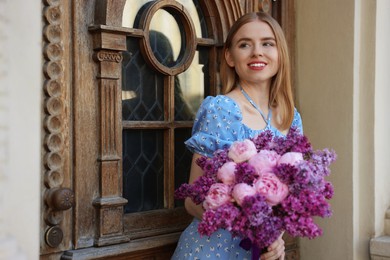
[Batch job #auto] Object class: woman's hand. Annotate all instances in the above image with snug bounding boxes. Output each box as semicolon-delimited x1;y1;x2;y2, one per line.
260;233;285;260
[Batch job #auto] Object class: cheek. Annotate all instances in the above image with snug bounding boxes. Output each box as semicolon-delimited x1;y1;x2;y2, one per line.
270;49;278;62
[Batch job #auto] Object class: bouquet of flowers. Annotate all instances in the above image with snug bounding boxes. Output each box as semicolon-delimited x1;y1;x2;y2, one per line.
175;128;337;257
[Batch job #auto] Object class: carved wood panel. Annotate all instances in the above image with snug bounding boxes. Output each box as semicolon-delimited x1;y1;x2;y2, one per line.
41;0;73;255
92;48;129;246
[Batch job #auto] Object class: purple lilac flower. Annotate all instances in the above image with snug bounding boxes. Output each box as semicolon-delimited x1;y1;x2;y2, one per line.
273;164;298;185
229;211;249;238
251;130;274;151
281;195;306;214
294;163;323;192
198;210;220;236
212;148;230;167
281;190;332;218
198;203;240;236
284;215;323;239
234;162;258;185
241;194;272;226
195;156;208;169
174;183;192;200
310;149;337;177
248;216;284;249
174;175;216;204
290;136;312;154
200;158;219;177
270;127;311;155
322;181;334;200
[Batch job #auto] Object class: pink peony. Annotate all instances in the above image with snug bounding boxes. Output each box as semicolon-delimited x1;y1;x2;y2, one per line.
232;183;256;206
248;150;280;176
203;183;232;210
228;139;257;163
278;152;303;166
217;161;237;185
254;172;289;206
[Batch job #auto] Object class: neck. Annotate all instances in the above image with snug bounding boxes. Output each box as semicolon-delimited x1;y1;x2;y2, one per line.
238;82;272;125
238;81;270;109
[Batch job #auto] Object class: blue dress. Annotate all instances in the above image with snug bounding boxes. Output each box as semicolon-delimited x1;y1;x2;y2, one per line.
172;95;303;260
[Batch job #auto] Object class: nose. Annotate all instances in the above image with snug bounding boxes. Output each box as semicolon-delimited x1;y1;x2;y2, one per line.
252;44;264;57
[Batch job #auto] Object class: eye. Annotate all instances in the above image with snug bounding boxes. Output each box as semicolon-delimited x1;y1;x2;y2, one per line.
263;41;276;47
238;42;250;48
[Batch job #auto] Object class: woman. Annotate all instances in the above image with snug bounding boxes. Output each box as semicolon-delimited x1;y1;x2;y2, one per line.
172;12;302;260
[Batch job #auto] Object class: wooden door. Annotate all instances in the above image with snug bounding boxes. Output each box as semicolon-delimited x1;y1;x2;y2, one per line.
40;0;298;259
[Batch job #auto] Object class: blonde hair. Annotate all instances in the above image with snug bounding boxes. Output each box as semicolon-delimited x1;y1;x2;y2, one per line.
220;12;294;130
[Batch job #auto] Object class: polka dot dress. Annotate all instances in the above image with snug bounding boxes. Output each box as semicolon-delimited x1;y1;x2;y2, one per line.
172;219;252;259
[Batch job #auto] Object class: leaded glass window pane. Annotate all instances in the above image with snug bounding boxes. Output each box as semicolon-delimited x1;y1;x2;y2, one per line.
192;0;208;38
122;38;164;121
123;130;164;213
175;50;209;121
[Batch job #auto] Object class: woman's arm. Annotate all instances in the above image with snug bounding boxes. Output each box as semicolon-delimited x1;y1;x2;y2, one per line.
184;153;205;220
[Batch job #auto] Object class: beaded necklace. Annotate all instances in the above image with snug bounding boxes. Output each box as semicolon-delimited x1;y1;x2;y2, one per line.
238;83;271;126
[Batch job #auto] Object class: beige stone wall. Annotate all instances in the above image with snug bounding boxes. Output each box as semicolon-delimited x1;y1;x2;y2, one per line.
374;0;390;236
296;1;355;259
296;0;390;259
370;0;390;258
0;0;41;259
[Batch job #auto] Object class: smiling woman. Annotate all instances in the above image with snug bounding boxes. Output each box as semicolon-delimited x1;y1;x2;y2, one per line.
172;12;300;260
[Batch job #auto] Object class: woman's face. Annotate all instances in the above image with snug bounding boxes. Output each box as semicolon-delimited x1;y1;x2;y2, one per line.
225;20;279;87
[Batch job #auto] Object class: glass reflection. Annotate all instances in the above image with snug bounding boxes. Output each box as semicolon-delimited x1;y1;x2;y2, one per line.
122;38;164;121
175;51;204;121
122;0;203;38
150;9;181;65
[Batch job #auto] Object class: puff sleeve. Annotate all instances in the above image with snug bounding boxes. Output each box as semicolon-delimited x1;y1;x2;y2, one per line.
184;96;242;157
291;108;303;134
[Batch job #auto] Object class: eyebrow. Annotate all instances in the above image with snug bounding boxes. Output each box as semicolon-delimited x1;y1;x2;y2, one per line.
236;36;276;42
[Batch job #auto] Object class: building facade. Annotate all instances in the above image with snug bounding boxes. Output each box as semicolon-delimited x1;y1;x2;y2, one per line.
0;0;389;259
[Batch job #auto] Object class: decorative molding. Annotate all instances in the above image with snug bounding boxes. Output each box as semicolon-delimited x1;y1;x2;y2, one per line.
42;0;64;191
92;47;129;246
42;0;73;251
96;50;122;63
138;1;197;76
101;81;118;156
